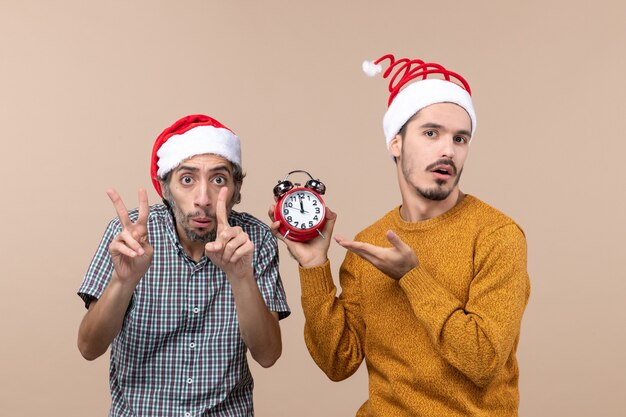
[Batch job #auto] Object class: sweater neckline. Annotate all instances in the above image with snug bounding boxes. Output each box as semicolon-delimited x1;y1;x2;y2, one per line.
391;194;476;231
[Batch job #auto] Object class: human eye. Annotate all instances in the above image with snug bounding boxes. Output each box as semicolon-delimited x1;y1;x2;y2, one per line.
180;175;194;185
424;130;437;138
454;136;468;144
212;176;227;186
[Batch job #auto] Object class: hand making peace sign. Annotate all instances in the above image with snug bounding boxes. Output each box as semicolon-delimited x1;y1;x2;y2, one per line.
205;187;255;279
106;188;154;286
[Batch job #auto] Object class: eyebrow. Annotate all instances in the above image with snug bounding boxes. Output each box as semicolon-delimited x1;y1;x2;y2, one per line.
420;122;471;137
175;164;232;175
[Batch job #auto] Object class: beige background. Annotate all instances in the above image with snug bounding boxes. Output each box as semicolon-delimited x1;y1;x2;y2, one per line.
1;1;624;416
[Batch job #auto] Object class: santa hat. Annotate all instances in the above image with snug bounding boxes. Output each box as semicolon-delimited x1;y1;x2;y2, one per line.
150;114;241;197
362;54;476;148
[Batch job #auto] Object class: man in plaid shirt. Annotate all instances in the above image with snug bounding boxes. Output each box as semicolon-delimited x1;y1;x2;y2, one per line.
77;114;290;416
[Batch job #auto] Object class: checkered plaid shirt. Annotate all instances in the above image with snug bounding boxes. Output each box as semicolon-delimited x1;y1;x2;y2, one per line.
78;204;290;417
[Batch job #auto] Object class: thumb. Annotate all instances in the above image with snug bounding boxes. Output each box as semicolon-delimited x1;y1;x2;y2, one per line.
318;207;337;239
386;230;410;251
325;207;337;227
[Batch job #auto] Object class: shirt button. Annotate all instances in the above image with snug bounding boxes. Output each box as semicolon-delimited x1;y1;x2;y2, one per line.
189;342;196;349
185;413;191;417
187;378;193;384
192;307;200;314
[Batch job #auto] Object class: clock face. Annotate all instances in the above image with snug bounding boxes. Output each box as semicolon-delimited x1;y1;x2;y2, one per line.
280;189;324;231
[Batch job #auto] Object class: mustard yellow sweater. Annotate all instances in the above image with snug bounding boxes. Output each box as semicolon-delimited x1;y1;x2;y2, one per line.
299;195;530;417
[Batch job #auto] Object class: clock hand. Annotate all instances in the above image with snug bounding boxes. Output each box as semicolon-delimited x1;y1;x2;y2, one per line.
300;198;305;214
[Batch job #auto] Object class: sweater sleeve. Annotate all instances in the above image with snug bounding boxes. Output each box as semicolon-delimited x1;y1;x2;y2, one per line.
399;223;530;387
299;255;365;381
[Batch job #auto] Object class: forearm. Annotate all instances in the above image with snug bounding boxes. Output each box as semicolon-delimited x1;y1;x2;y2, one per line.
229;273;282;368
77;272;135;360
400;265;529;387
300;261;364;381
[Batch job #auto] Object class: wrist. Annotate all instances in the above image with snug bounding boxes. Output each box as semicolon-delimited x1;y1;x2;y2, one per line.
110;271;141;291
299;256;328;269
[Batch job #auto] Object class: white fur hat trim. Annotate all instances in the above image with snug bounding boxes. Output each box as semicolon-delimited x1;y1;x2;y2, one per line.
156;125;241;177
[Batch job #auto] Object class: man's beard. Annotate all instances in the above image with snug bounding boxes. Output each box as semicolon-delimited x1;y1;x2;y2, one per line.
173;202;217;244
402;156;463;201
414;168;463;201
163;189;218;244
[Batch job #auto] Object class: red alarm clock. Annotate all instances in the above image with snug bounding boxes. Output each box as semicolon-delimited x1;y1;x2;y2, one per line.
273;170;327;242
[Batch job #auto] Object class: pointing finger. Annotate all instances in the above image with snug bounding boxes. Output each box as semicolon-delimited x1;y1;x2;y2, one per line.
106;188;132;229
215;187;229;233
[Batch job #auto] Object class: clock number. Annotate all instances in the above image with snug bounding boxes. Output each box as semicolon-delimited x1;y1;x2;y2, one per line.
283;208;289;215
294;221;299;227
313;215;319;221
312;200;318;206
308;221;314;227
300;223;306;229
315;207;321;214
287;202;294;208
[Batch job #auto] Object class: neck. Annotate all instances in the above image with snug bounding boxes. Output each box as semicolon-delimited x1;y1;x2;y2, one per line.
399;186;464;222
175;223;206;262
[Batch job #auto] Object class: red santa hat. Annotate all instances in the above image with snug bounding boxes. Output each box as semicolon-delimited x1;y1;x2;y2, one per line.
150;114;241;197
362;54;477;148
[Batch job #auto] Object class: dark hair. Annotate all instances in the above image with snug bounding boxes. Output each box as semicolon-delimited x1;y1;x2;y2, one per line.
392;111;421;163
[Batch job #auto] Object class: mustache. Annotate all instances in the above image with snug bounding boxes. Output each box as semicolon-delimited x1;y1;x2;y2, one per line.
425;159;457;175
186;208;216;220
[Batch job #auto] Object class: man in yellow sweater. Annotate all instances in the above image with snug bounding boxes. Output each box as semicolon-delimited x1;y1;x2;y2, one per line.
271;54;530;416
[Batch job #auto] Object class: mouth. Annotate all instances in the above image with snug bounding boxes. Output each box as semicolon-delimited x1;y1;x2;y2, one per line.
430;165;454;180
190;217;213;228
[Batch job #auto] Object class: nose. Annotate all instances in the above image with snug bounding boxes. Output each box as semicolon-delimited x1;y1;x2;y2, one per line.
440;135;456;159
194;179;211;208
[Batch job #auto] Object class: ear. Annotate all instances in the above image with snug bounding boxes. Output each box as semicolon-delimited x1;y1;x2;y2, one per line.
389;134;402;159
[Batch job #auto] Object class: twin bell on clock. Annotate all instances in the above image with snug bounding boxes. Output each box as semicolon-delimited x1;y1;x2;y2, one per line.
273;170;327;242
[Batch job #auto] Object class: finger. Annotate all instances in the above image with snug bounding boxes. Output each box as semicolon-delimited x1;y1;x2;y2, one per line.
221;231;249;263
215;187;229;233
267;203;278;224
205;240;224;255
109;240;140;258
335;236;381;260
106;188;132;229
229;241;254;265
109;230;145;258
116;230;145;256
136;188;149;226
386;230;411;252
319;207;337;237
386;230;418;269
269;220;285;242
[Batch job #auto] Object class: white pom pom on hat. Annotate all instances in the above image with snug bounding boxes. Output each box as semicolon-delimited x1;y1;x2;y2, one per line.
362;60;383;77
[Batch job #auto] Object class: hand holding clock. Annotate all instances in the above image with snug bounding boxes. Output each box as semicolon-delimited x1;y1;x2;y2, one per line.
269;204;337;268
270;203;417;278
